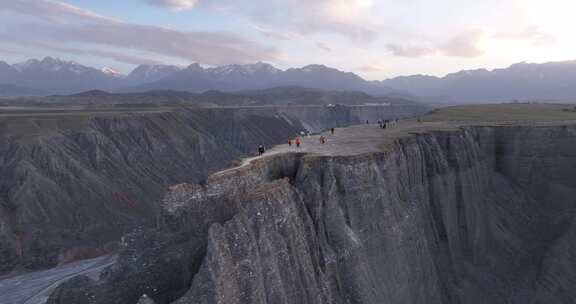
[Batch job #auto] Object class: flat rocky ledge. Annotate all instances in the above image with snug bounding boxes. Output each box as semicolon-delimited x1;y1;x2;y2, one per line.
227;103;576;171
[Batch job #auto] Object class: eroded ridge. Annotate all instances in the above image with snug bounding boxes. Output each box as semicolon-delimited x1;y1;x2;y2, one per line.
41;112;576;304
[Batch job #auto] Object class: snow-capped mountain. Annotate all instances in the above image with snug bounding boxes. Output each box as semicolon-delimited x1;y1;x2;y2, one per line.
210;62;281;76
14;57;94;74
2;57;121;94
5;56;576;102
136;62;381;93
125;64;182;84
1;57;383;96
379;60;576;103
101;67;124;78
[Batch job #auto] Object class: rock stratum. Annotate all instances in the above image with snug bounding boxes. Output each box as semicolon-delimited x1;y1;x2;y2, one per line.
0;104;425;276
39;103;576;304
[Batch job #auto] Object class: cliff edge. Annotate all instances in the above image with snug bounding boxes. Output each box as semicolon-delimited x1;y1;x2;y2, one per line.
14;104;576;303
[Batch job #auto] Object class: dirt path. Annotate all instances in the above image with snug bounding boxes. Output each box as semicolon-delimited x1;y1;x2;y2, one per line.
222;115;576;174
230;120;448;168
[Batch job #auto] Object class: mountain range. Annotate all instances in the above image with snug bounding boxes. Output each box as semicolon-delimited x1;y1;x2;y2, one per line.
128;62;381;94
13;86;417;107
0;57;385;97
3;57;576;103
381;61;576;103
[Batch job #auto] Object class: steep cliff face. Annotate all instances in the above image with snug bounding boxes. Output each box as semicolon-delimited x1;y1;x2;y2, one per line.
46;124;576;304
0;104;425;275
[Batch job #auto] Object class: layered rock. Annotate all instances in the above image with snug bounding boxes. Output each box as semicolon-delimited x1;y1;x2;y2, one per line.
0;104;424;274
48;124;576;303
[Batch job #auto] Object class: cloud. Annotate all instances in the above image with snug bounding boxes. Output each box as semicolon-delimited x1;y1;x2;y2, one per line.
315;42;332;52
0;0;277;65
288;0;377;42
253;25;299;40
144;0;199;11
386;29;485;58
386;44;437;58
493;26;556;45
6;40;166;66
357;63;386;72
439;29;485;58
305;0;374;21
173;0;378;43
296;19;376;43
1;0;117;23
0;47;21;56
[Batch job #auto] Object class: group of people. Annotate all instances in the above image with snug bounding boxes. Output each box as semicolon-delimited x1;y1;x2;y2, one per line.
258;127;336;156
378;118;399;129
287;136;302;148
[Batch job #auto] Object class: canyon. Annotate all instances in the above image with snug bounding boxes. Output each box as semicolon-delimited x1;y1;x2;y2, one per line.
0;103;425;277
3;104;576;303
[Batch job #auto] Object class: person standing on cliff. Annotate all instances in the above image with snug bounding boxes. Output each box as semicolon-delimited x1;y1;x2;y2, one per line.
258;145;265;156
331;128;335;135
296;137;301;148
288;138;292;147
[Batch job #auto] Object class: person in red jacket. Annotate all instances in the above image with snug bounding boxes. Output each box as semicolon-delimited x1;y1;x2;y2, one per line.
295;137;301;148
288;138;292;146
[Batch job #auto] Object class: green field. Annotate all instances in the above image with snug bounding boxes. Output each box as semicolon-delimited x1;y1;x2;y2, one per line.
421;103;576;125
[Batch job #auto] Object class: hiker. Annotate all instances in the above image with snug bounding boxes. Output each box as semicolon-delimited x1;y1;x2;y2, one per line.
288;138;292;147
320;136;326;144
331;127;335;135
296;137;301;148
258;145;265;156
378;120;382;128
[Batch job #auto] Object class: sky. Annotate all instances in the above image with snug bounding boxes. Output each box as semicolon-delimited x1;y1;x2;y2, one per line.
0;0;575;79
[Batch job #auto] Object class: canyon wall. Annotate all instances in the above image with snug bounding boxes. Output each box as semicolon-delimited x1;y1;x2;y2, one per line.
48;124;576;304
0;104;424;275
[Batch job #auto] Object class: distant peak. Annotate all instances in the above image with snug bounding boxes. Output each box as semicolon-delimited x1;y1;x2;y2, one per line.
127;64;182;82
41;56;78;65
101;66;123;77
74;89;112;97
248;61;278;68
211;62;281;75
247;62;281;73
42;56;58;62
101;66;119;73
297;64;342;73
13;57;87;73
134;64;181;69
302;64;327;70
13;59;39;72
186;63;204;71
